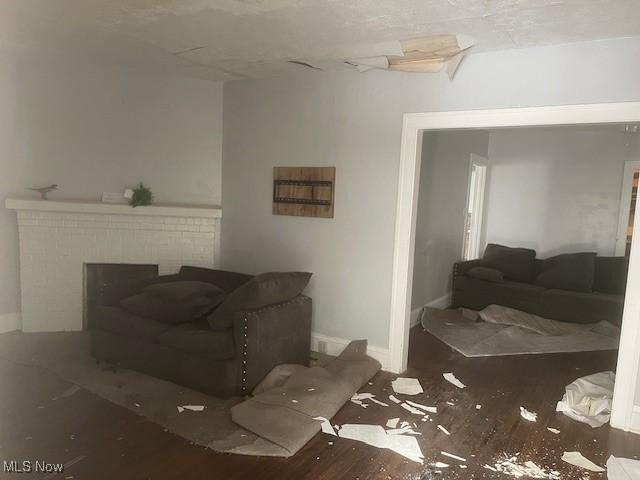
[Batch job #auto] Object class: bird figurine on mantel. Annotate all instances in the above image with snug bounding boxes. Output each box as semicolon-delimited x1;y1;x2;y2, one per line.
26;184;58;200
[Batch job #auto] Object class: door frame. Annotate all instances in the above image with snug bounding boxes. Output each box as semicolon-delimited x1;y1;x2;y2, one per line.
615;160;640;256
388;102;640;433
462;153;489;261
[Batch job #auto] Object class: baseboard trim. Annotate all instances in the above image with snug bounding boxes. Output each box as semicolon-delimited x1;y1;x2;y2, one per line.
0;312;21;334
311;332;390;371
630;405;640;434
410;293;452;327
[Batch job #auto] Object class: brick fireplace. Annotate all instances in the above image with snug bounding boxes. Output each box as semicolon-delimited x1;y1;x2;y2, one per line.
6;198;222;332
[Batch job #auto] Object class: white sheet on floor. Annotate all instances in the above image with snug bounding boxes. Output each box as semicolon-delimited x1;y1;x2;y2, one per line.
556;371;615;428
607;455;640;479
421;306;620;357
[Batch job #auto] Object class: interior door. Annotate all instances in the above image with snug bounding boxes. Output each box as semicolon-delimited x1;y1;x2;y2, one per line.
462;153;489;260
615;161;640;256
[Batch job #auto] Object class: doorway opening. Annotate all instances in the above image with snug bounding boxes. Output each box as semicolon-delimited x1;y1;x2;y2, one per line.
389;103;640;436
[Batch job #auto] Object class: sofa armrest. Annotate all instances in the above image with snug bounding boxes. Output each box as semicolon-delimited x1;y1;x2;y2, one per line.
232;295;312;395
451;259;483;307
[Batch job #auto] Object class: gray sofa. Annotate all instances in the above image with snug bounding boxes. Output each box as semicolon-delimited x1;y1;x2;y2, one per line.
89;266;312;398
452;245;628;326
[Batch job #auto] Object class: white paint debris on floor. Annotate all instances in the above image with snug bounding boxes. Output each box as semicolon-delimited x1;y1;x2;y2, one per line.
386;418;399;429
391;377;424;395
400;402;424;415
519;406;537;422
177;405;205;413
437;425;451;435
351;392;388;408
561;451;605;472
313;416;337;436
443;372;466;389
405;400;437;414
388;394;401;404
431;462;449;468
547;427;560;434
337;424;424;464
485;454;560;479
441;451;466;463
476;404;482;410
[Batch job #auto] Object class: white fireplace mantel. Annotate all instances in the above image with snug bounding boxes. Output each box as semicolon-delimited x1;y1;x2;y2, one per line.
5;198;222;218
6;198;222;332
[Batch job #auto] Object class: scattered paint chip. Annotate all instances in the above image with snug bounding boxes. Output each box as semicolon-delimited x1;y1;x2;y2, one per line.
520;406;537;422
443;373;466;389
562;451;605;472
291;399;299;403
391;378;424;395
437;425;451;435
307;388;315;392
400;402;424;415
386;418;399;429
388;395;401;404
177;405;205;413
313;416;337;436
446;401;455;406
431;462;449;468
547;427;560;434
405;400;437;414
134;403;141;408
441;451;466;462
476;404;482;410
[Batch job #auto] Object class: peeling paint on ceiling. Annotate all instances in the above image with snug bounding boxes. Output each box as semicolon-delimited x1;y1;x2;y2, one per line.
1;0;639;81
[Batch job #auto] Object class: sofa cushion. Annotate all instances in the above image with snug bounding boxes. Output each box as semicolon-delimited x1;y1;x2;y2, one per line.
120;290;226;325
466;266;504;283
156;320;236;360
541;289;624;325
92;306;171;340
178;266;254;293
480;243;537;283
535;252;596;293
207;272;312;331
144;281;224;302
453;275;545;313
593;256;629;295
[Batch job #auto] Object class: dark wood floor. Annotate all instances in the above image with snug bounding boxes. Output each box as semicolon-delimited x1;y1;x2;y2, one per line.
1;327;638;479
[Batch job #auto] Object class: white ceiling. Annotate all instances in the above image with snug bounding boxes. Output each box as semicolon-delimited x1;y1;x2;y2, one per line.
1;0;639;81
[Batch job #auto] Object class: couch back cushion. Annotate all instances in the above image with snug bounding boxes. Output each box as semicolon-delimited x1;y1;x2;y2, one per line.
593;256;629;295
207;272;312;331
120;285;226;325
480;244;537;283
535;252;596;292
179;266;254;293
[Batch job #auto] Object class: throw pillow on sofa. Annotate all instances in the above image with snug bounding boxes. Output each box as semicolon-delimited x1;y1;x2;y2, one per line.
535;252;596;293
121;282;226;325
466;266;504;283
207;272;312;331
480;243;537;282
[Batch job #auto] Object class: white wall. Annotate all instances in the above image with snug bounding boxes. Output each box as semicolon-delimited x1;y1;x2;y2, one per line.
411;130;489;310
0;51;223;330
484;126;633;257
222;36;640;352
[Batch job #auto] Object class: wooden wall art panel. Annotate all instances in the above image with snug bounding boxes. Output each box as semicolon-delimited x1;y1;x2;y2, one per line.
273;167;335;218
